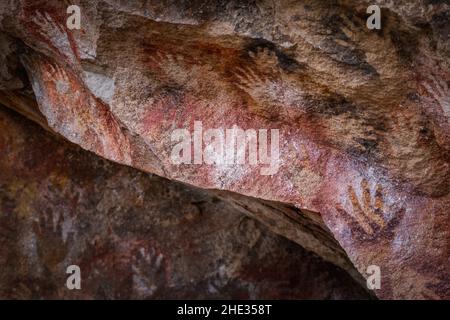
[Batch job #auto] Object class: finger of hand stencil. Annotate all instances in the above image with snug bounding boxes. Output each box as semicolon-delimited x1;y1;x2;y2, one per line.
348;185;373;234
360;178;372;212
56;213;64;235
423;83;440;101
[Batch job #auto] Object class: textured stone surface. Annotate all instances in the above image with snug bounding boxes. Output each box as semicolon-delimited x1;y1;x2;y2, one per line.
0;108;370;299
0;0;449;299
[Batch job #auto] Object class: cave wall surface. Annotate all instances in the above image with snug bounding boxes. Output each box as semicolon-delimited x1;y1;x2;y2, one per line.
0;108;370;299
0;0;449;299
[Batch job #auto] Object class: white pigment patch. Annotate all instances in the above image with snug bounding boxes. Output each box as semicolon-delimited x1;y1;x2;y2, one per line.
82;71;115;104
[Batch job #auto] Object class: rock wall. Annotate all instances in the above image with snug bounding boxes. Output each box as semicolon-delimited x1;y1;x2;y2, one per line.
0;108;370;299
0;0;449;299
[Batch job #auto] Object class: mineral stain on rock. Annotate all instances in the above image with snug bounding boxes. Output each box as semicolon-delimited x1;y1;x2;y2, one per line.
0;108;370;299
0;0;449;299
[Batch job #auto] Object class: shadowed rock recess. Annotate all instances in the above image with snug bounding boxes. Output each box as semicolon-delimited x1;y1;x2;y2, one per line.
0;0;448;299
